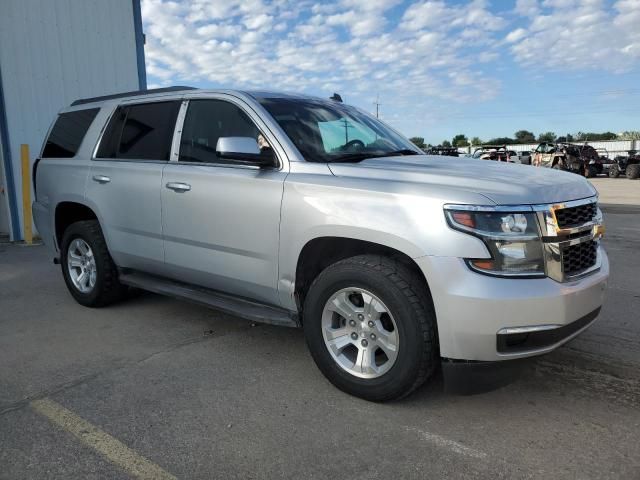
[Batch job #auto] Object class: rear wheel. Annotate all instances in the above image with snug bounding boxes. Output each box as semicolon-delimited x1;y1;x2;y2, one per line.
303;254;437;401
60;220;126;307
626;164;640;179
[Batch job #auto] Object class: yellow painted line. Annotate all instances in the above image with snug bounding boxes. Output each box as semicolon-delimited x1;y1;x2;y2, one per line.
20;144;33;244
31;398;177;480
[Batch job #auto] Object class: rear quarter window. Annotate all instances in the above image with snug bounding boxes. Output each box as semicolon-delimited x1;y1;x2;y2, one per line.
42;108;100;158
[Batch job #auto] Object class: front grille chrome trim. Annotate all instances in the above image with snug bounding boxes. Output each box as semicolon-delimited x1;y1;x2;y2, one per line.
533;196;601;282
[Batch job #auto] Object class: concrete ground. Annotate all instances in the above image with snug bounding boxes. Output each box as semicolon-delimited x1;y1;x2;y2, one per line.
1;180;639;479
589;177;640;205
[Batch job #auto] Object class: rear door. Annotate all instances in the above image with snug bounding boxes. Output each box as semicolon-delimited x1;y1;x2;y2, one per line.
160;97;287;306
87;100;180;273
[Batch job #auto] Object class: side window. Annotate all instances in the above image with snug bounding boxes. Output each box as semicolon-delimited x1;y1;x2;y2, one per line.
96;101;180;160
42;108;100;158
179;100;260;163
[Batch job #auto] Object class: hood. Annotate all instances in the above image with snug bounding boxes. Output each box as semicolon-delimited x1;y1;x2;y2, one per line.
328;155;597;205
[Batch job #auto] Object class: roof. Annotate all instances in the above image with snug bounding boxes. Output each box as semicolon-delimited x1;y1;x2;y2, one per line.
69;87;337;108
70;86;196;106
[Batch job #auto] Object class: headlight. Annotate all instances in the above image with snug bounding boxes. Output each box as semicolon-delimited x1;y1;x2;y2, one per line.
444;207;545;277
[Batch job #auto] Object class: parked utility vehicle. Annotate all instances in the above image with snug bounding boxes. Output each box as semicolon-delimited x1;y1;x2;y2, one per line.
610;150;640;179
33;88;608;401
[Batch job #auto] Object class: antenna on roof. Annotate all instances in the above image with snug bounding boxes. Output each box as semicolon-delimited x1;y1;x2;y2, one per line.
330;93;343;103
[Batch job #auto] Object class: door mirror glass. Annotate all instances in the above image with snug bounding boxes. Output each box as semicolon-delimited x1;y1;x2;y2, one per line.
216;137;275;166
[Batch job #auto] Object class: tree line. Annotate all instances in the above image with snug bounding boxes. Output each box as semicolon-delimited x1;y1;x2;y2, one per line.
409;130;640;149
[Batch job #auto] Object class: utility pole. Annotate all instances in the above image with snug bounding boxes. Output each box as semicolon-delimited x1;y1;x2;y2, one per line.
340;119;354;144
373;94;381;118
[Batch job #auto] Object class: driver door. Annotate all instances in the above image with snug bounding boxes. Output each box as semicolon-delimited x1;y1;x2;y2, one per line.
160;98;287;306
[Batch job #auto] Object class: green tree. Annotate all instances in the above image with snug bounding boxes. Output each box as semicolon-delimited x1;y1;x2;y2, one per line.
537;131;557;142
470;136;482;146
486;137;516;145
575;131;617;141
556;134;574;143
409;137;425;148
442;140;452;147
514;130;536;143
618;131;640;140
452;134;469;147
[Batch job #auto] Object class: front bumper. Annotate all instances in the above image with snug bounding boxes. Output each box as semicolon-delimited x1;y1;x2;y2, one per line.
415;248;608;362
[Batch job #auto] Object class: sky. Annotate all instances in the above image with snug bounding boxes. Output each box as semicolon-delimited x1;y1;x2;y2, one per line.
141;0;640;145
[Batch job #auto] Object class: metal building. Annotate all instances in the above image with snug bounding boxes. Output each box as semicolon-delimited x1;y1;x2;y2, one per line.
0;0;146;241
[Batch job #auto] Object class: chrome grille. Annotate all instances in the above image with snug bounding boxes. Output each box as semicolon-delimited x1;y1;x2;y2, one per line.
561;240;598;276
555;203;597;228
535;197;602;282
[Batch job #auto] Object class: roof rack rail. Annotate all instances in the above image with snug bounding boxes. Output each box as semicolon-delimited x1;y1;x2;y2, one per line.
71;86;196;106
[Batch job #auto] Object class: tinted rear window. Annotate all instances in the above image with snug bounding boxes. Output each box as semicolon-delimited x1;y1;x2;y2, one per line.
97;101;180;160
42;108;99;158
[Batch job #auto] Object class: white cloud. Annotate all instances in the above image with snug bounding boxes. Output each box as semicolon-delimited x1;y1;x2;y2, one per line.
505;28;526;43
141;0;505;108
514;0;540;16
508;0;640;71
140;0;640;134
243;13;273;30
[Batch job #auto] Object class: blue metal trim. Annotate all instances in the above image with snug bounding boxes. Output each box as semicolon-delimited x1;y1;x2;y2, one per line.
0;64;21;241
132;0;147;90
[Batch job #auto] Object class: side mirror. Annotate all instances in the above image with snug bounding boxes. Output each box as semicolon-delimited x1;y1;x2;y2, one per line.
216;137;275;167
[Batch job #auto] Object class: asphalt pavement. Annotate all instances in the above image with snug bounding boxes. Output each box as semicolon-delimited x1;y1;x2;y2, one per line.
1;187;639;479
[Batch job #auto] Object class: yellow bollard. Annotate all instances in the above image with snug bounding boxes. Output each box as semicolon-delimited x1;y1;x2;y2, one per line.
21;144;33;244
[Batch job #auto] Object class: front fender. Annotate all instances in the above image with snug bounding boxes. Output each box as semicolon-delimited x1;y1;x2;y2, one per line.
277;170;489;310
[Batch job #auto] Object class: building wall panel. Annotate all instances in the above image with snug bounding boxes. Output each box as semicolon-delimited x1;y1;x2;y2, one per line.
0;0;142;240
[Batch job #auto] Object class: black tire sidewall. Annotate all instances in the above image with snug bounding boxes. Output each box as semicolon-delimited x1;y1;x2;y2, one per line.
60;221;111;307
609;165;619;178
303;262;430;400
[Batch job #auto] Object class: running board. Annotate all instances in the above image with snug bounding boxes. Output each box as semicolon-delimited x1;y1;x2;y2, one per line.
119;272;299;328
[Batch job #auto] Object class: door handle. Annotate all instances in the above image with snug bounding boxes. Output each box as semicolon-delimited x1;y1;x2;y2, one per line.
166;182;191;192
92;175;111;184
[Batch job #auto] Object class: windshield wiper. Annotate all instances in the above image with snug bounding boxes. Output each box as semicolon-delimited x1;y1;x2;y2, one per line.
327;149;421;163
385;149;421;156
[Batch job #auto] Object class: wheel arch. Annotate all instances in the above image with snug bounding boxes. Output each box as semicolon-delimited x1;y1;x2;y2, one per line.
54;201;99;248
293;236;434;320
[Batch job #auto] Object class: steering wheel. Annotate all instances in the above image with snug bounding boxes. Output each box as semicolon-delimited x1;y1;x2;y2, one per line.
342;139;365;151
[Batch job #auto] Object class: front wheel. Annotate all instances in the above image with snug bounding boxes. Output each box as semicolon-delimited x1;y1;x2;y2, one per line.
303;255;437;401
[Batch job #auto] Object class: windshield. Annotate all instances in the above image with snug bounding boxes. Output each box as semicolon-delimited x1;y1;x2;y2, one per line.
258;97;420;162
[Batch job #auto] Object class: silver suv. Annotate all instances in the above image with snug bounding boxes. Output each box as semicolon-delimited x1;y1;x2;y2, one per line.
33;87;608;401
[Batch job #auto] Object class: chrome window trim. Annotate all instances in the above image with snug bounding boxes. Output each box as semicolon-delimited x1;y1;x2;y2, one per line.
91;104;119;160
169;100;189;163
91;98;184;162
173;95;284;171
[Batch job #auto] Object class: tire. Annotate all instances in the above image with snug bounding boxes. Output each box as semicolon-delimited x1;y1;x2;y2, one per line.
609;165;620;178
303;254;437;402
585;165;598;178
60;220;126;307
626;164;640;179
